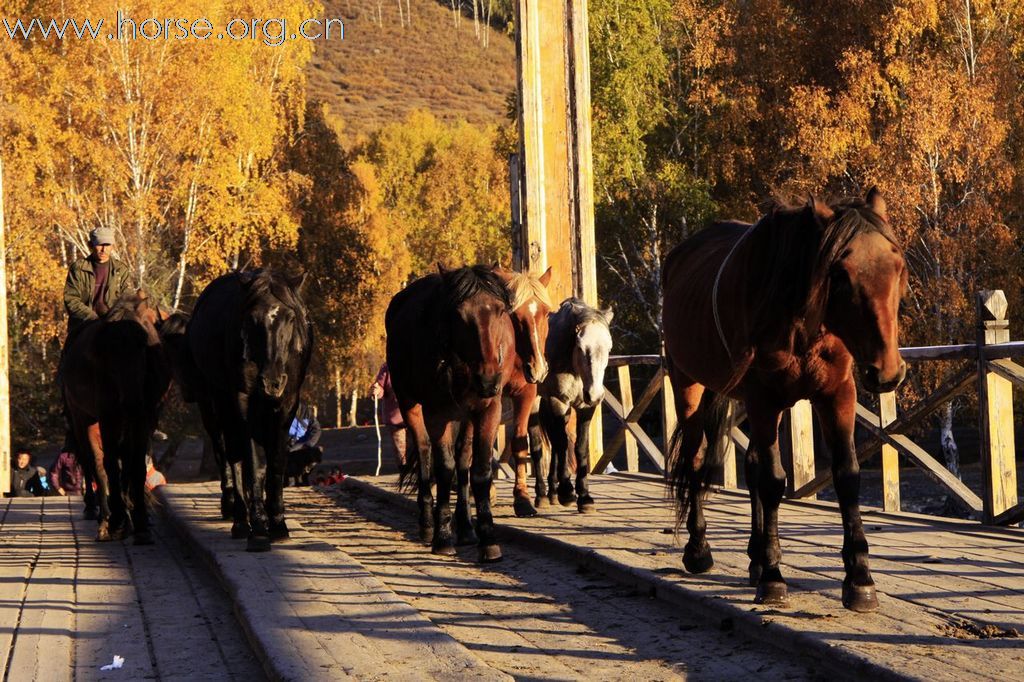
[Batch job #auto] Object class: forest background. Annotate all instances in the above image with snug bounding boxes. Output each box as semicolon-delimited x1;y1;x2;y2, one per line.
2;0;1023;475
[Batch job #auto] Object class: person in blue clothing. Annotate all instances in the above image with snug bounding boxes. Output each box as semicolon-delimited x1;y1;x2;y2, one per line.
286;401;323;486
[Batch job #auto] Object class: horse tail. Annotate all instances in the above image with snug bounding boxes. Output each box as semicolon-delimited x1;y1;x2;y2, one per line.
668;394;734;530
397;430;422;493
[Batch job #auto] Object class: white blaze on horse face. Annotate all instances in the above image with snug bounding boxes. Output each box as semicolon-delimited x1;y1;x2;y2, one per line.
576;322;612;403
526;300;547;376
267;305;280;324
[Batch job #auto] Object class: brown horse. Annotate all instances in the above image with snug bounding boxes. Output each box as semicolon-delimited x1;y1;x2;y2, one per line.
662;189;906;612
493;266;552;518
387;265;516;561
61;291;171;544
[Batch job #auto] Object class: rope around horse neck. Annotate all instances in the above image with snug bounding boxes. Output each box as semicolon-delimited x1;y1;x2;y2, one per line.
711;226;753;361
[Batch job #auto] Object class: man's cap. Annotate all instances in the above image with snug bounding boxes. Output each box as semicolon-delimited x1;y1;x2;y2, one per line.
89;227;115;246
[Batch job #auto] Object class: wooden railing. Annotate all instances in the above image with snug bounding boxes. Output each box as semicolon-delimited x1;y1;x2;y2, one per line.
594;289;1024;526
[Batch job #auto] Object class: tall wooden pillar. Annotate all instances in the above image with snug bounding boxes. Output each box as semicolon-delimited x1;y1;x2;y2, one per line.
513;0;601;468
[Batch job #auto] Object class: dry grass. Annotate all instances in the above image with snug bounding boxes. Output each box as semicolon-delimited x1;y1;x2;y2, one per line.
307;0;517;141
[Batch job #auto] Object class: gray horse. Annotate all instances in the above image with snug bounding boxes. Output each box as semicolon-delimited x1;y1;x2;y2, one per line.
532;298;614;513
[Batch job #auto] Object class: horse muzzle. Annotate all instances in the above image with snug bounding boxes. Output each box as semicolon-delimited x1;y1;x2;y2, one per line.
859;361;906;394
524;361;548;385
474;374;501;398
260;373;288;399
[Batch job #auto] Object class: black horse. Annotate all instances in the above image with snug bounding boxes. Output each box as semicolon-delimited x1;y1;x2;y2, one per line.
183;270;313;551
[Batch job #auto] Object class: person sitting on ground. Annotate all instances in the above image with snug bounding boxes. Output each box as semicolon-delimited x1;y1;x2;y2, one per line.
286;401;323;486
145;454;166;491
49;447;84;497
370;362;407;468
10;450;46;497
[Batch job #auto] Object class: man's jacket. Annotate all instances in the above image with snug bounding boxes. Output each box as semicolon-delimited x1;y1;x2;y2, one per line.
63;257;133;331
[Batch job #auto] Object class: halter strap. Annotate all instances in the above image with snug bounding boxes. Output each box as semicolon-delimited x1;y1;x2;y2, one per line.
711;226;753;360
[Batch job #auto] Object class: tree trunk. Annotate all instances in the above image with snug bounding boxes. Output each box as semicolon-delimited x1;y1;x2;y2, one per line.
940;402;960;478
335;367;342;428
348;388;358;428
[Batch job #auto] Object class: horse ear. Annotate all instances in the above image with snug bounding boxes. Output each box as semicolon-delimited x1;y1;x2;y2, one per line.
602;307;614;324
286;272;307;292
806;194;834;224
437;262;448;276
539;267;553;287
866;186;888;221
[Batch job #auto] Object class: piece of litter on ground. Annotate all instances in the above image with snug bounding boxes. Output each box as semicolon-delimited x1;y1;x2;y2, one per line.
100;655;125;671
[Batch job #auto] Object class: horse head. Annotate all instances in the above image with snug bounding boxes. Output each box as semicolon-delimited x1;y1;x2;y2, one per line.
814;188;907;393
440;264;514;399
495;266;553;384
240;271;310;401
571;304;614;405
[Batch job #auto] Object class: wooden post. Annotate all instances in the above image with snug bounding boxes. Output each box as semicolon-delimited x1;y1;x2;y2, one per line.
976;290;1017;523
661;367;676;477
515;0;601;471
719;401;737;489
0;159;9;495
879;391;900;512
785;400;816;498
617;365;639;472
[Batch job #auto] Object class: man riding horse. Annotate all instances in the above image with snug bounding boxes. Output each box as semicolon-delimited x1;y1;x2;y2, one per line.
64;226;133;333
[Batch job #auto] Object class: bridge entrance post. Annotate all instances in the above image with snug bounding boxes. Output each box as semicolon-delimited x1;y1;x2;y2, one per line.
976;290;1017;523
513;0;604;473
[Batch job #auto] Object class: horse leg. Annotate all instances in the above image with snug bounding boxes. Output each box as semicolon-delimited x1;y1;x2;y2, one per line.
541;397;573;506
670;377;714;574
405;405;435;544
472;398;503;562
128;439;153;546
428;418;458;556
746;401;787;605
454;421;477;546
745;446;764;586
262;423;290;542
813;381;878;612
198;399;233;521
242;431;271;552
99;419;128;541
573;405;597;513
527;397;548;509
512;386;538;517
85;422;114;541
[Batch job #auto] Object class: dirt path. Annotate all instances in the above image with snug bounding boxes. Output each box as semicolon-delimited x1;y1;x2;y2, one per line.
288;485;825;681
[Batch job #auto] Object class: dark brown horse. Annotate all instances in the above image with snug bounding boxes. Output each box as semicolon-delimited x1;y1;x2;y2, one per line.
387;265;515;561
61;291;171;544
662;189;906;612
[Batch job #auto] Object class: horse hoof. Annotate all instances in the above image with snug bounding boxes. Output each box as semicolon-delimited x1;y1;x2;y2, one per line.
133;530;154;546
842;583;879;613
479;545;502;563
231;522;250;540
514;496;538;518
682;547;715;574
419;527;435;545
96;528;111;542
269;523;290;542
432;539;457;556
557;483;577;507
754;581;789;605
83;507;98;521
548;493;558;507
246;535;272;552
534;495;550;509
577;495;596;514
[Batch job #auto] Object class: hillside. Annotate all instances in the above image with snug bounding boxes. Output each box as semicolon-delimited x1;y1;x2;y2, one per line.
307;0;518;140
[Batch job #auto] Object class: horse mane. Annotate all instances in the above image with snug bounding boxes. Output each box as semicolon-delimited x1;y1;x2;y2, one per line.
441;265;512;311
104;292;151;322
504;270;552;311
241;269;311;349
546;298;610;367
744;196;898;352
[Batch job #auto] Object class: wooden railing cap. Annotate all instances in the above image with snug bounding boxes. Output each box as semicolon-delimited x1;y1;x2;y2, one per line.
977;289;1008;322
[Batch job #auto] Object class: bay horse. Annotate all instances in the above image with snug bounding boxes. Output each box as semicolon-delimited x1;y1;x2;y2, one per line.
662;188;906;612
488;266;552;518
387;265;515;561
185;270;313;551
534;299;614;513
61;291;171;544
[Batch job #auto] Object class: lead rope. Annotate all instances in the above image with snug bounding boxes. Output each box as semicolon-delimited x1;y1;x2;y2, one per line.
711;227;753;361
